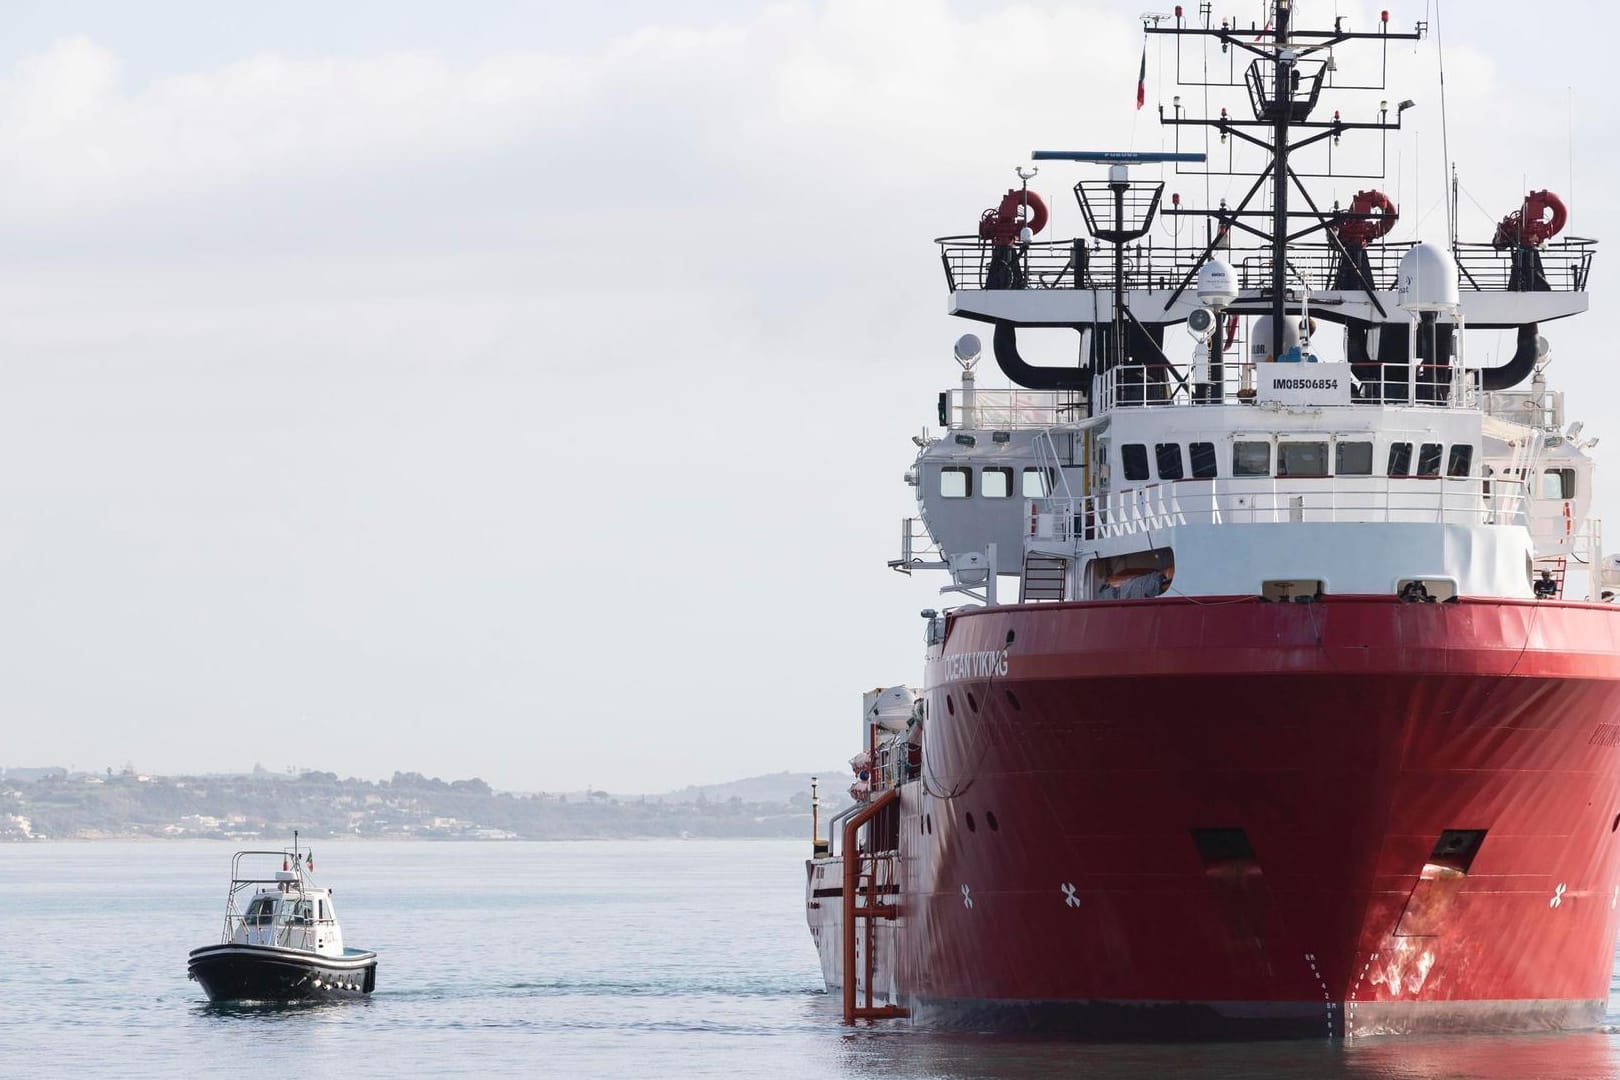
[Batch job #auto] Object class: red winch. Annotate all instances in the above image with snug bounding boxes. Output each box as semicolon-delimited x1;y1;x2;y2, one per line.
1493;189;1568;248
978;188;1049;246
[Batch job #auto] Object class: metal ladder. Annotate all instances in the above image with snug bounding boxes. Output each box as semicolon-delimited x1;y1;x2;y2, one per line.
842;789;908;1022
1020;554;1069;602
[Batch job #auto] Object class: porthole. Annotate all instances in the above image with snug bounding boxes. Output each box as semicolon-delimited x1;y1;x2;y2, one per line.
1005;690;1022;712
966;691;979;713
925;814;932;835
946;695;955;716
1611;812;1619;833
965;812;977;832
986;811;999;832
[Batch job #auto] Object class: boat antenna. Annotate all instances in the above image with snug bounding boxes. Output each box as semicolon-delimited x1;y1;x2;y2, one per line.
1435;0;1456;251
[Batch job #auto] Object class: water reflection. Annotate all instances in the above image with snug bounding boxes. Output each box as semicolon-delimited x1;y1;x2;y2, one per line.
822;1009;1620;1080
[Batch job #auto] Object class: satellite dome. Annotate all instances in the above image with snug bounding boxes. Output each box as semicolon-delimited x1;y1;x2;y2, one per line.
1397;242;1460;312
1196;258;1239;307
1249;315;1302;361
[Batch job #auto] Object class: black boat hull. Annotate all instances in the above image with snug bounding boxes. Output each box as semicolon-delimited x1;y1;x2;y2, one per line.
188;944;377;1002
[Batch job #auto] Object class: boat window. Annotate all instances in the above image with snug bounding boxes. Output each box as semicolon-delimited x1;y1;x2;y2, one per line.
1233;441;1271;477
1154;443;1184;481
1022;467;1053;498
1446;444;1474;478
981;467;1013;498
1540;468;1576;499
319;899;332;922
1277;441;1328;478
1121;444;1150;481
1335;441;1373;476
1387;442;1413;477
939;466;972;498
1416;443;1443;477
1189;442;1218;479
244;897;276;927
290;900;314;925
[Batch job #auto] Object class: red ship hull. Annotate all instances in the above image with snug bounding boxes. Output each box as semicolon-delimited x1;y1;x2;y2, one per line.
816;596;1620;1037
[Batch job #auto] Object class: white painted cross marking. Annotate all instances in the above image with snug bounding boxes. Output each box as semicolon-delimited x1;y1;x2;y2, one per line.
1551;882;1568;909
961;884;974;910
1060;882;1081;908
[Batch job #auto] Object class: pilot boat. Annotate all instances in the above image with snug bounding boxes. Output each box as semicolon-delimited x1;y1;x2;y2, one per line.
188;838;378;1002
807;0;1620;1038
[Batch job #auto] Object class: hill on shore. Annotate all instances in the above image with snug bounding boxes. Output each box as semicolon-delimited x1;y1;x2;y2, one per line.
0;765;853;841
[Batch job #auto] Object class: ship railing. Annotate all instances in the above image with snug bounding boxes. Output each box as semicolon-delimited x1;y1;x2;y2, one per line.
1483;386;1564;431
936;234;1204;292
1026;476;1530;543
937;236;1596;294
872;735;913;793
1236;240;1596;294
890;517;946;575
942;387;1087;430
1092;362;1472;412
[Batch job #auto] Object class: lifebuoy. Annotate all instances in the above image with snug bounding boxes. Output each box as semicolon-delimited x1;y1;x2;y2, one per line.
978;188;1049;245
1336;188;1397;245
1492;189;1568;249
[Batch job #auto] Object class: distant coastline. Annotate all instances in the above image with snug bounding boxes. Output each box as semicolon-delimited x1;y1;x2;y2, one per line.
1;766;847;842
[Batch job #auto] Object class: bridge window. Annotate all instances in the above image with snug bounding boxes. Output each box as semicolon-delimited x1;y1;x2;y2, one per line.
982;467;1013;498
1446;445;1474;478
1387;442;1413;477
1122;444;1150;481
1335;441;1373;475
1416;443;1444;477
1189;442;1218;479
940;467;972;498
1233;441;1271;477
1155;443;1184;480
1540;468;1576;499
1277;441;1328;478
1022;467;1053;498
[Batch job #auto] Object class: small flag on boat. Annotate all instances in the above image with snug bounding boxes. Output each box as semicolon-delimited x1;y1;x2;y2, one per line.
1136;40;1147;109
307;852;314;872
283;857;289;871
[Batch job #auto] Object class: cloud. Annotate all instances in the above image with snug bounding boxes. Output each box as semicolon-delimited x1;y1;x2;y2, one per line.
0;2;1616;790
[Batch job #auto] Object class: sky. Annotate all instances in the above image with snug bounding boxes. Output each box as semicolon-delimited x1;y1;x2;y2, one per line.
0;1;1615;793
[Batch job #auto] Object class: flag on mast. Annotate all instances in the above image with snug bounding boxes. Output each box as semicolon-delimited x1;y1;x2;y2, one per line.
1136;40;1147;109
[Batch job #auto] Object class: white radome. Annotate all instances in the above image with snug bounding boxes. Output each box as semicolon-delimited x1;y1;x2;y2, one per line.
1196;258;1239;307
1397;242;1461;311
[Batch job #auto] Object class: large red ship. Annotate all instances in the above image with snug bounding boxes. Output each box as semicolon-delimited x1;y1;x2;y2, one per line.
805;0;1620;1038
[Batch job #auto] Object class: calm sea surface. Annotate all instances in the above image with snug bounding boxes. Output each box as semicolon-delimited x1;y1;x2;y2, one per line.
5;839;1620;1079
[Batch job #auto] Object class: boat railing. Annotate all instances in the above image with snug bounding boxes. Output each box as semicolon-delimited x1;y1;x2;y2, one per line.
1484;386;1564;430
937;236;1596;294
1092;361;1472;412
1026;476;1530;543
890;517;946;575
942;387;1087;430
936;234;1204;292
220;847;315;947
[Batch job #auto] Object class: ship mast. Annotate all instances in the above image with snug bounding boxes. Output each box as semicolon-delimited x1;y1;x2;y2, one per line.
1269;1;1292;362
1149;2;1426;359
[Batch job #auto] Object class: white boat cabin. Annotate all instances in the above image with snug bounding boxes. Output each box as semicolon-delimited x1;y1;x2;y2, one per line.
232;871;350;958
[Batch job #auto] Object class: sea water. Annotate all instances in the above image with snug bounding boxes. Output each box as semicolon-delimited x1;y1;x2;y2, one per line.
3;839;1620;1079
